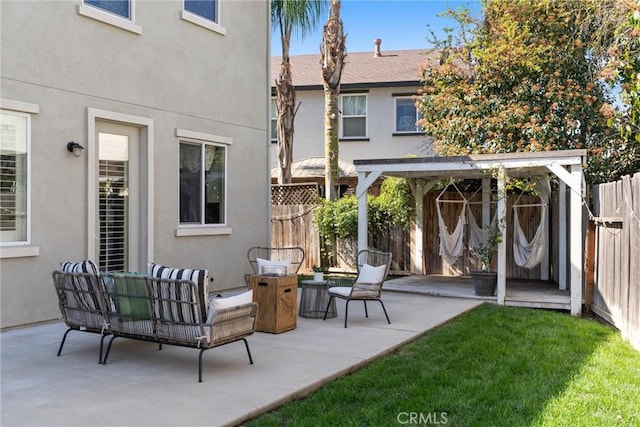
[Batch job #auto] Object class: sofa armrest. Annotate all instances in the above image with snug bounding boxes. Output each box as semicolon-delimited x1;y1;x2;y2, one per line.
206;302;258;346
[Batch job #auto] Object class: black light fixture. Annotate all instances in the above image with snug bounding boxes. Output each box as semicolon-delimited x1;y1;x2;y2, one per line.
67;141;85;157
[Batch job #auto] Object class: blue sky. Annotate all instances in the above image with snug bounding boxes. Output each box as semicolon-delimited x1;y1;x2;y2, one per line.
271;0;483;56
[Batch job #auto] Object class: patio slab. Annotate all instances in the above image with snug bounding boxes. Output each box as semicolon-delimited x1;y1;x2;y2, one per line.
1;293;481;427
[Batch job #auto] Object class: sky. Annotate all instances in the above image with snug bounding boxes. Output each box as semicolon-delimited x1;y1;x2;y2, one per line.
271;0;484;56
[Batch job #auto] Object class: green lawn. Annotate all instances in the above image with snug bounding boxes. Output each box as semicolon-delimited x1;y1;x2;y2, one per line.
247;304;640;426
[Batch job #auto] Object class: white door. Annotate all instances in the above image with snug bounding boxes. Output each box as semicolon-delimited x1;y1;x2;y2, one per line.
95;121;141;272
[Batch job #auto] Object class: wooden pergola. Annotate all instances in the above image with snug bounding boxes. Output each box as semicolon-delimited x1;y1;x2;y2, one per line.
353;149;587;315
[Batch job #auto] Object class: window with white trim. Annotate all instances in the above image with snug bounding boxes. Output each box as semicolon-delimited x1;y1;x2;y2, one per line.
270;98;277;143
84;0;131;20
395;96;423;133
179;140;226;225
341;94;367;138
184;0;217;23
0;110;30;245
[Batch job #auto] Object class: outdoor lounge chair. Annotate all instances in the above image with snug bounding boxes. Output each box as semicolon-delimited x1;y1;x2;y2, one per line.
246;246;305;281
323;249;393;328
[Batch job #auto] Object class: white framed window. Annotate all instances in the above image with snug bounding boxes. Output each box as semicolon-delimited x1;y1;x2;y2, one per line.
182;0;226;35
0;110;31;246
270;98;277;143
178;130;230;231
84;0;131;19
78;0;141;34
341;94;367;138
395;96;423;133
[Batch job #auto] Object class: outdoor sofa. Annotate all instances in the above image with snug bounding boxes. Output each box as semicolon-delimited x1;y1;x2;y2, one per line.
53;260;257;382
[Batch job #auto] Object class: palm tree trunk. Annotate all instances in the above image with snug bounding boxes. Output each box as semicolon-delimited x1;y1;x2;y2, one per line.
321;0;346;201
275;31;295;184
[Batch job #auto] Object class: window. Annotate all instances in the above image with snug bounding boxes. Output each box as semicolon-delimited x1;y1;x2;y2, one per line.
270;98;277;143
84;0;131;19
179;141;226;226
341;94;367;138
0;110;30;245
184;0;216;22
395;96;423;133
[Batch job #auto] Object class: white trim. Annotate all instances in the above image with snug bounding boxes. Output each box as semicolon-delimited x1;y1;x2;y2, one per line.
341;93;368;139
175;226;232;237
78;4;142;35
181;11;226;35
87;108;154;268
0;246;39;259
175;129;232;145
0;99;39;114
0;109;32;247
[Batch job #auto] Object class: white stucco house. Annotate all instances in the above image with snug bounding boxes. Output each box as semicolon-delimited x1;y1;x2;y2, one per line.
0;0;271;329
270;41;438;188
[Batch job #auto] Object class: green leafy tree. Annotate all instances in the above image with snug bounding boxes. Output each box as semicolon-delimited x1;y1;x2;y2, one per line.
595;0;640;182
418;0;627;184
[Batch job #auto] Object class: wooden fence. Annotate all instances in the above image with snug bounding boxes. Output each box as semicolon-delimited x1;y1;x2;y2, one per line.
590;173;640;351
270;184;411;274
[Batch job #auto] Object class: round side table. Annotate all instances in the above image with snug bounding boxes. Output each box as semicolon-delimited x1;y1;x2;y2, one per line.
299;279;337;319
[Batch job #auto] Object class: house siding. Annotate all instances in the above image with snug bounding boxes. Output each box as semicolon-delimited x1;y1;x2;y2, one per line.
270;86;434;168
1;0;270;328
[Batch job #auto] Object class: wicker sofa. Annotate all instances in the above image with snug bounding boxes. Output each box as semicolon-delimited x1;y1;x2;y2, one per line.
53;263;257;382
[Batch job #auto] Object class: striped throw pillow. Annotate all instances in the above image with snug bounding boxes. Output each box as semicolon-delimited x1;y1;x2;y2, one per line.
147;263;210;320
60;259;99;275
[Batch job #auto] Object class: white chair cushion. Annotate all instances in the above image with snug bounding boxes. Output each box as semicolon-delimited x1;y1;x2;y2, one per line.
356;263;386;284
328;287;352;297
206;290;253;323
60;259;99;275
256;258;291;275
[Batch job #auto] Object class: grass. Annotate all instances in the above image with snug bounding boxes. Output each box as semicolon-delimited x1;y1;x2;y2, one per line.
246;304;640;426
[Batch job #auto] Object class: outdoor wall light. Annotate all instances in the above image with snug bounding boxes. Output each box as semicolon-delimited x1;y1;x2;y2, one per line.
67;141;85;157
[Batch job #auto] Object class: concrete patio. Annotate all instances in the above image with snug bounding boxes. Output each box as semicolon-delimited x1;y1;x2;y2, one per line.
1;292;481;427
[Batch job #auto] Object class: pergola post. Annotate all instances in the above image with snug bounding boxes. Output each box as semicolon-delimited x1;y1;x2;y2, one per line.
496;168;507;305
558;180;567;290
569;164;583;315
411;180;437;274
356;171;381;254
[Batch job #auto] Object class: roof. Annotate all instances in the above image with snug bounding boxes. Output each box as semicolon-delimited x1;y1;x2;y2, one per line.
271;48;439;89
271;157;356;179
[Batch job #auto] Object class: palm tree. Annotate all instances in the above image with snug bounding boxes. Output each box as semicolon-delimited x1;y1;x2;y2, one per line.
272;0;327;184
320;0;346;201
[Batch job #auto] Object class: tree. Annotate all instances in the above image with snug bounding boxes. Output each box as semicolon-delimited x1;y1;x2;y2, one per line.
272;0;326;184
320;0;346;200
595;0;640;182
417;0;628;184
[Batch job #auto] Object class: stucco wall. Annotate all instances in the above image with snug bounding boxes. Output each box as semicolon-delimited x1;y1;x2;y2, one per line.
270;86;435;168
0;0;270;328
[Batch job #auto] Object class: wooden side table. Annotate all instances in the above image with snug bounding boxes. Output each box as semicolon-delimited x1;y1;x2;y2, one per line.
248;274;297;333
299;280;337;319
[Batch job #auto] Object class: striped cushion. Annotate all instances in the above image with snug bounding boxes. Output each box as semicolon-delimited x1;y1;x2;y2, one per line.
147;262;209;320
61;260;99;275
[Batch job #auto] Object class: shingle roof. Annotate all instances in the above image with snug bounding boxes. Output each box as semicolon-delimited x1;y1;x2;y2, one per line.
272;48;440;88
270;157;356;179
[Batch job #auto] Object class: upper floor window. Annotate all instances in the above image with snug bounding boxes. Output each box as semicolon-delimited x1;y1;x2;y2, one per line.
179;140;226;226
270;98;277;143
395;96;423;133
184;0;217;22
341;94;367;138
0;110;30;245
84;0;131;20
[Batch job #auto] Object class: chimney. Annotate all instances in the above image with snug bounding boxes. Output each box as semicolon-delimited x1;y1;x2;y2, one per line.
373;38;382;57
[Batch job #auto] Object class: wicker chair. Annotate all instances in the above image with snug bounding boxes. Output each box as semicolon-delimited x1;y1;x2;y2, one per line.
246;246;305;281
52;270;110;364
323;249;392;328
